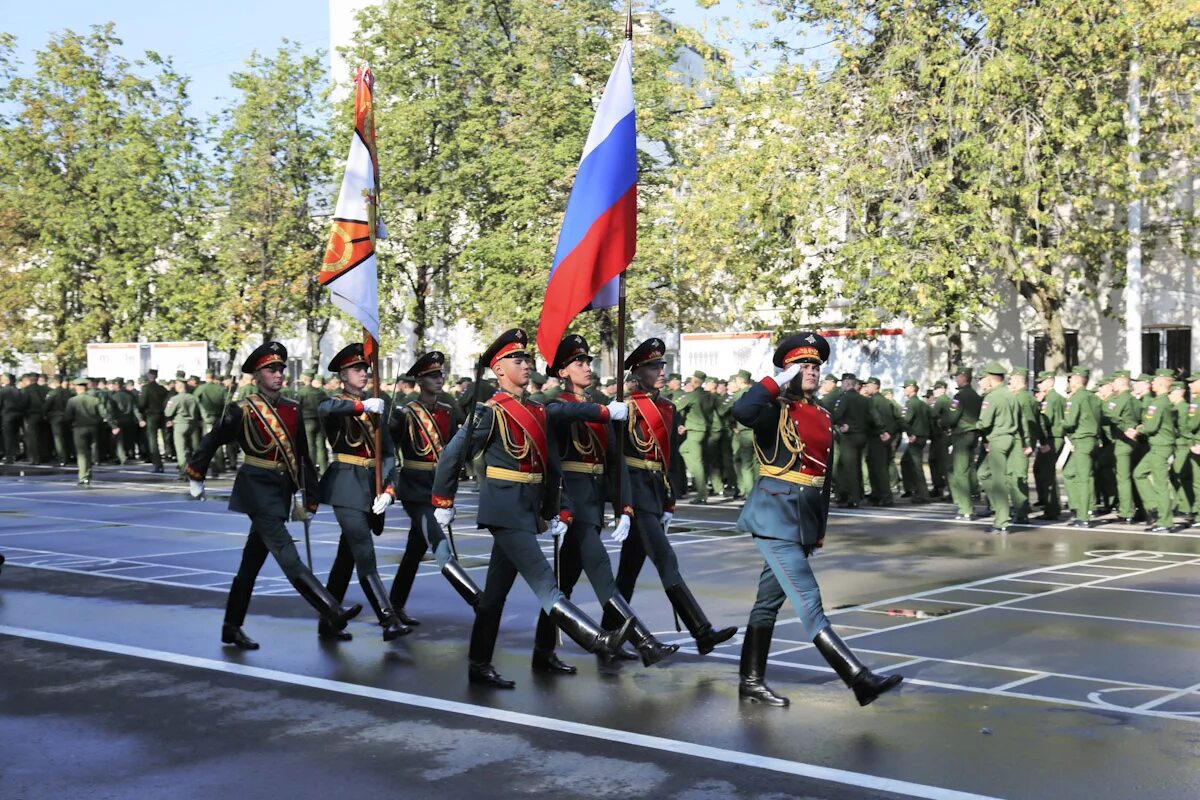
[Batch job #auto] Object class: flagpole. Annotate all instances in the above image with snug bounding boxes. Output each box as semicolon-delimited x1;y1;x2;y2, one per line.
611;4;633;519
367;69;383;497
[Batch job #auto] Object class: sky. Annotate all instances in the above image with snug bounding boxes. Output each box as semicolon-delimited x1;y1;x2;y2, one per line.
2;0;829;121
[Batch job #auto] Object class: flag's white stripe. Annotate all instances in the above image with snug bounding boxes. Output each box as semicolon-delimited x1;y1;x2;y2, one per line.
333;131;377;223
580;41;634;163
327;253;380;339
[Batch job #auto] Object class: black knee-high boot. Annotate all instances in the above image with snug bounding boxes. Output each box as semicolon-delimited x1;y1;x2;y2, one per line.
605;594;678;667
738;624;788;706
813;628;902;706
666;583;737;654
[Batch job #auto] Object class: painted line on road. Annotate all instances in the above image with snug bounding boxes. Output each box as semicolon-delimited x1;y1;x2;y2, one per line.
0;624;1004;800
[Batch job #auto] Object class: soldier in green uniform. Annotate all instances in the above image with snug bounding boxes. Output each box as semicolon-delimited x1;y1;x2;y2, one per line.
943;366;982;519
676;370;714;503
1102;370;1143;522
976;362;1025;533
1168;381;1192;524
64;378;118;485
45;376;71;466
831;373;870;507
711;376;737;497
0;373;21;463
297;368;328;475
861;378;895;506
138;370;169;473
1008;368;1043;523
1033;370;1065;520
164;378;200;478
1132;369;1178;532
899;380;932;503
528;372;548;403
192;372;229;475
108;377;142;465
18;374;46;463
883;387;905;492
730;369;758;499
927;381;950;499
1062;366;1102;528
1181;373;1200;528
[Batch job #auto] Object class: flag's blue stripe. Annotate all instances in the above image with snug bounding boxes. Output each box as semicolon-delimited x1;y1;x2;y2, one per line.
550;111;637;274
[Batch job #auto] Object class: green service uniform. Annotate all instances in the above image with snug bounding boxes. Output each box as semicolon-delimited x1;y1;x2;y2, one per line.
1133;394;1177;526
900;395;931;501
819;387;843;491
867;393;897;504
676;387;714;501
1102;390;1142;520
1034;390;1065;519
21;383;46;463
1178;399;1200;525
164;390;200;476
928;393;952;497
943;385;982;517
298;382;329;474
1062;387;1102;524
193;381;230;473
138;380;169;471
109;388;142;465
976;385;1025;529
64;390;115;483
713;393;737;495
1013;388;1044;521
731;387;758;498
1171;398;1193;519
45;385;71;465
831;389;870;505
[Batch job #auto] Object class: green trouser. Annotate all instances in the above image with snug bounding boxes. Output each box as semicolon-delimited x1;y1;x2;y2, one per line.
1094;439;1117;512
979;435;1019;528
900;436;930;499
1012;447;1032;521
199;414;223;472
732;430;757;497
143;415;165;468
949;432;978;515
1112;441;1137;518
1190;451;1200;520
1033;438;1063;518
887;442;900;495
1063;437;1096;523
71;425;98;483
928;434;948;493
1171;446;1193;516
23;418;44;463
172;423;195;475
114;419;138;464
866;438;893;503
703;433;727;495
680;433;709;500
1134;446;1174;525
49;415;70;464
303;417;327;474
716;430;736;493
836;433;866;504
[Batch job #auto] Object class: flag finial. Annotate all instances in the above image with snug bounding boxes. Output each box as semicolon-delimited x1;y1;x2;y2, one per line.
625;1;633;40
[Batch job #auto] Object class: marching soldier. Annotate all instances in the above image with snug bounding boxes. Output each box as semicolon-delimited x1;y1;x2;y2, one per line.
108;377;141;465
164;378;199;478
676;370;714;503
899;380;932;503
1132;369;1178;532
1009;368;1043;523
730;370;758;500
1102;370;1142;522
600;338;738;657
928;381;951;499
186;341;362;650
976;362;1024;533
1062;366;1102;528
386;350;482;622
64;377;118;485
712;377;738;497
532;335;678;672
430;329;635;688
944;367;982;519
1182;373;1200;529
733;332;902;707
862;378;895;506
1033;370;1065;521
314;343;411;642
1169;381;1192;524
298;368;329;475
138;370;168;473
20;374;46;463
193;372;229;475
45;376;70;466
831;373;870;507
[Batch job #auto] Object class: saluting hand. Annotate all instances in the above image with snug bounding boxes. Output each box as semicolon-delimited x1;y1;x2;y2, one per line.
775;363;802;386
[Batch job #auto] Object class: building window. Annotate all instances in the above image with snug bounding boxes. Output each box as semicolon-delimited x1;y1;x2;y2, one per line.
1142;331;1161;372
1030;331;1078;375
1166;329;1192;376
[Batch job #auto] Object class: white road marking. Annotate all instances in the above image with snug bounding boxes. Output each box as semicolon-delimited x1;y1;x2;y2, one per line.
0;624;1005;800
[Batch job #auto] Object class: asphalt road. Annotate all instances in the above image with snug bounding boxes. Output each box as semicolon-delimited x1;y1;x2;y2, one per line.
1;463;1198;799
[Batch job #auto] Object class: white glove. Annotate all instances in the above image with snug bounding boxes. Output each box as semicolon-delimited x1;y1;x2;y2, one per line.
362;397;385;414
607;513;631;543
188;479;205;499
546;516;569;537
661;511;673;532
434;506;456;527
776;363;802;386
371;492;393;515
606;400;628;421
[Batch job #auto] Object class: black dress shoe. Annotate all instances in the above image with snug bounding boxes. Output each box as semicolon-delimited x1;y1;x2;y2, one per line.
532;649;577;674
221;624;260;650
318;619;353;641
468;662;516;688
394;607;421;626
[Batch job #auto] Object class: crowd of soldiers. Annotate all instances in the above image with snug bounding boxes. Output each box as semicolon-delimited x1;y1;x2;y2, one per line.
813;362;1200;534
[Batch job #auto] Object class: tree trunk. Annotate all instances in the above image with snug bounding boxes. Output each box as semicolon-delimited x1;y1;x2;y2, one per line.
947;329;963;370
1018;281;1066;372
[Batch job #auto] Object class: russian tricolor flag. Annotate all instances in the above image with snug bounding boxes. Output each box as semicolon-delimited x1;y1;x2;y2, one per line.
536;41;637;362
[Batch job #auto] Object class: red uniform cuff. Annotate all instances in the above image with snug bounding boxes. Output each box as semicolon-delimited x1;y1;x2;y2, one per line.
432;495;454;508
558;510;574;526
760;376;780;398
384;485;395;497
185;464;205;481
596;405;610;423
665;501;676;513
621;505;634;518
352;399;365;414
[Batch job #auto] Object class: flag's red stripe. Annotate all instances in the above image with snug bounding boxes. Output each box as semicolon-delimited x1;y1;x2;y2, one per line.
536;185;636;360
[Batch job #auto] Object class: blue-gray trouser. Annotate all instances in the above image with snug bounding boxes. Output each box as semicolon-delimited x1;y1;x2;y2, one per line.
747;534;830;640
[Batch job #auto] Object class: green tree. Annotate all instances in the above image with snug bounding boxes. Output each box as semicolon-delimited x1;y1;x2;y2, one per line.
0;24;207;372
204;42;333;369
